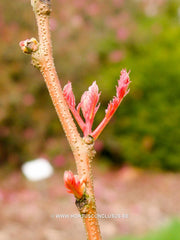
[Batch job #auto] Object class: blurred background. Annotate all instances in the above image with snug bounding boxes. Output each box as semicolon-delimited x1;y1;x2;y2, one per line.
0;0;180;239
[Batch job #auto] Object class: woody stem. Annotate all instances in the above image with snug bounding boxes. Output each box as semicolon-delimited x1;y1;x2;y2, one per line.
27;1;102;239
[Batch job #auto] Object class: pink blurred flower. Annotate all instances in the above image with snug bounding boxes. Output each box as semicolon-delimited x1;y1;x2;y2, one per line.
49;18;57;31
53;155;66;167
94;140;104;153
23;128;35;140
109;50;124;63
71;15;83;28
116;27;130;41
0;127;10;137
0;189;5;202
74;0;86;9
23;94;35;106
113;0;124;7
86;3;100;16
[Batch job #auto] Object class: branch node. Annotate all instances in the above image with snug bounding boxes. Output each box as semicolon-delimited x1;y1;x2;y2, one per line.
31;0;51;15
75;195;89;214
83;135;94;145
83;136;96;159
31;52;42;69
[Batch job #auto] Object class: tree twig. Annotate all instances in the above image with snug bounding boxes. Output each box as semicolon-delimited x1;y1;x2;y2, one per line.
20;0;102;239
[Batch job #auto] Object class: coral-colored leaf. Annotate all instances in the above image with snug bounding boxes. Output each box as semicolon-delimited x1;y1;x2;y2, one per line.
63;82;76;108
105;69;130;119
116;69;130;99
92;69;131;140
79;81;101;135
105;97;119;119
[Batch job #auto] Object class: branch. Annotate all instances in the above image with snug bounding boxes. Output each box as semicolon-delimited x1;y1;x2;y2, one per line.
20;1;102;239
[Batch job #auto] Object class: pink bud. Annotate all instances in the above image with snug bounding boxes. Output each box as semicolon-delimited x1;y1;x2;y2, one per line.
64;170;86;199
19;38;38;54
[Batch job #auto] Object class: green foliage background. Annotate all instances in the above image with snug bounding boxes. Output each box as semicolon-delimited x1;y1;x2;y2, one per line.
0;0;179;171
112;219;180;240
